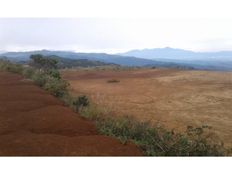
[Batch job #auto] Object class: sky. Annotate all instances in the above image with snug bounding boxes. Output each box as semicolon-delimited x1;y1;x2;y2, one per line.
1;18;232;53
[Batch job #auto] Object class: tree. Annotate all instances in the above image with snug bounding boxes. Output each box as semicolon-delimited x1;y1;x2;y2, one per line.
30;54;58;71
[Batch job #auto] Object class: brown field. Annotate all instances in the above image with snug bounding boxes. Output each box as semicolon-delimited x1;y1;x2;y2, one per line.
0;71;141;156
62;68;232;146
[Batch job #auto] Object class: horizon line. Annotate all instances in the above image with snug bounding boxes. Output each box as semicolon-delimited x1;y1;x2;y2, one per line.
1;47;232;54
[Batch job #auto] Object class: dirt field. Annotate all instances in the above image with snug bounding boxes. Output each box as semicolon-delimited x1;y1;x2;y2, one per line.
62;68;232;146
0;71;142;156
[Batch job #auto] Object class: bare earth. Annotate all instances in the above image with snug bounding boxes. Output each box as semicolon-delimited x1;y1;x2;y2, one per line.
0;71;142;156
62;68;232;146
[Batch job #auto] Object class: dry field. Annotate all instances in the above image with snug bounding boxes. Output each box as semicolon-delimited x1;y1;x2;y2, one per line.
62;68;232;146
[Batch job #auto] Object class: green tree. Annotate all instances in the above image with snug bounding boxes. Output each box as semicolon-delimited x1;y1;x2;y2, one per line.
30;54;58;71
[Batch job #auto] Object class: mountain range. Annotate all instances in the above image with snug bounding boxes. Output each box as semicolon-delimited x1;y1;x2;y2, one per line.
120;47;232;61
1;48;232;70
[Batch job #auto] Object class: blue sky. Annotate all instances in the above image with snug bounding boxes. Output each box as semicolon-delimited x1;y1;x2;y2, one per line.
1;18;232;53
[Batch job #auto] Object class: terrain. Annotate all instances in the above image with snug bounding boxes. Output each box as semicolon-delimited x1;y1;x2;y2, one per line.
120;47;232;71
2;48;232;70
0;71;142;156
62;68;232;147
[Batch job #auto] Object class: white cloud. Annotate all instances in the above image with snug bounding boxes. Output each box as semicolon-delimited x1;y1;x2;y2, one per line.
1;18;232;53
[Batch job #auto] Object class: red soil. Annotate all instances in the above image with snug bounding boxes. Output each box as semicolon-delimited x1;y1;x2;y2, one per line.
0;72;142;156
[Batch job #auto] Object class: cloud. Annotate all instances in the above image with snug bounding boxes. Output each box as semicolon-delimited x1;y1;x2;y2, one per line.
1;18;232;53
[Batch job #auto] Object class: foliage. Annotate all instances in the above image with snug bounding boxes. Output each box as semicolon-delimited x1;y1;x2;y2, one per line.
80;105;228;156
47;69;61;79
31;71;48;87
22;67;35;78
0;60;23;74
29;54;58;71
72;95;90;111
44;77;69;97
0;58;68;98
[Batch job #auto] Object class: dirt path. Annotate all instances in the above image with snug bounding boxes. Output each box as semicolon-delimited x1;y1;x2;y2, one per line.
0;72;142;156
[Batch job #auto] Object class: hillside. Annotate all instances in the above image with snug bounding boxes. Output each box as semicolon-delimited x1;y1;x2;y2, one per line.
0;50;195;68
121;47;232;60
120;47;232;70
0;50;165;66
1;49;232;70
0;71;142;156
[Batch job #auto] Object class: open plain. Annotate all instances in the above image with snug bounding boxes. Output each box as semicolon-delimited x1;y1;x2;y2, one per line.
62;68;232;146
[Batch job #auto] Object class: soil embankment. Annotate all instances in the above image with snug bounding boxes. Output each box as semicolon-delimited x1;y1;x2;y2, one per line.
0;72;142;156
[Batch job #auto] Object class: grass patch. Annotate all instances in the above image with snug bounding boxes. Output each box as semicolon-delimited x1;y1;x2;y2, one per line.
80;104;229;156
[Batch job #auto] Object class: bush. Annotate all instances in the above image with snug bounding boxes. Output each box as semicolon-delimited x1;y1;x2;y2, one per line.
99;118;226;156
0;60;10;71
80;105;228;156
47;69;61;79
44;77;69;97
22;67;35;78
107;79;120;83
1;62;24;74
32;72;48;87
72;95;89;111
1;59;69;98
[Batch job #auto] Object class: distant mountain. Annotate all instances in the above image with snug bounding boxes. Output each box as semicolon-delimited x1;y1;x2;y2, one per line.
119;47;232;71
0;50;169;66
120;47;232;61
1;49;232;70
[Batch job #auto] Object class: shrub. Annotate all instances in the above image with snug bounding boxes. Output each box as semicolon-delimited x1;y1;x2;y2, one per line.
100;118;226;156
80;105;227;156
72;95;89;111
47;69;61;79
22;67;35;78
31;72;48;87
107;79;120;83
3;63;23;74
43;77;69;97
0;60;10;71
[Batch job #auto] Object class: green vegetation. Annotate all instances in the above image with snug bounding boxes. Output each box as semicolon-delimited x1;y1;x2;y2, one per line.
29;54;58;71
0;57;68;98
0;58;230;156
49;56;116;69
43;77;69;97
22;66;35;78
72;95;90;112
80;105;228;156
0;60;23;74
